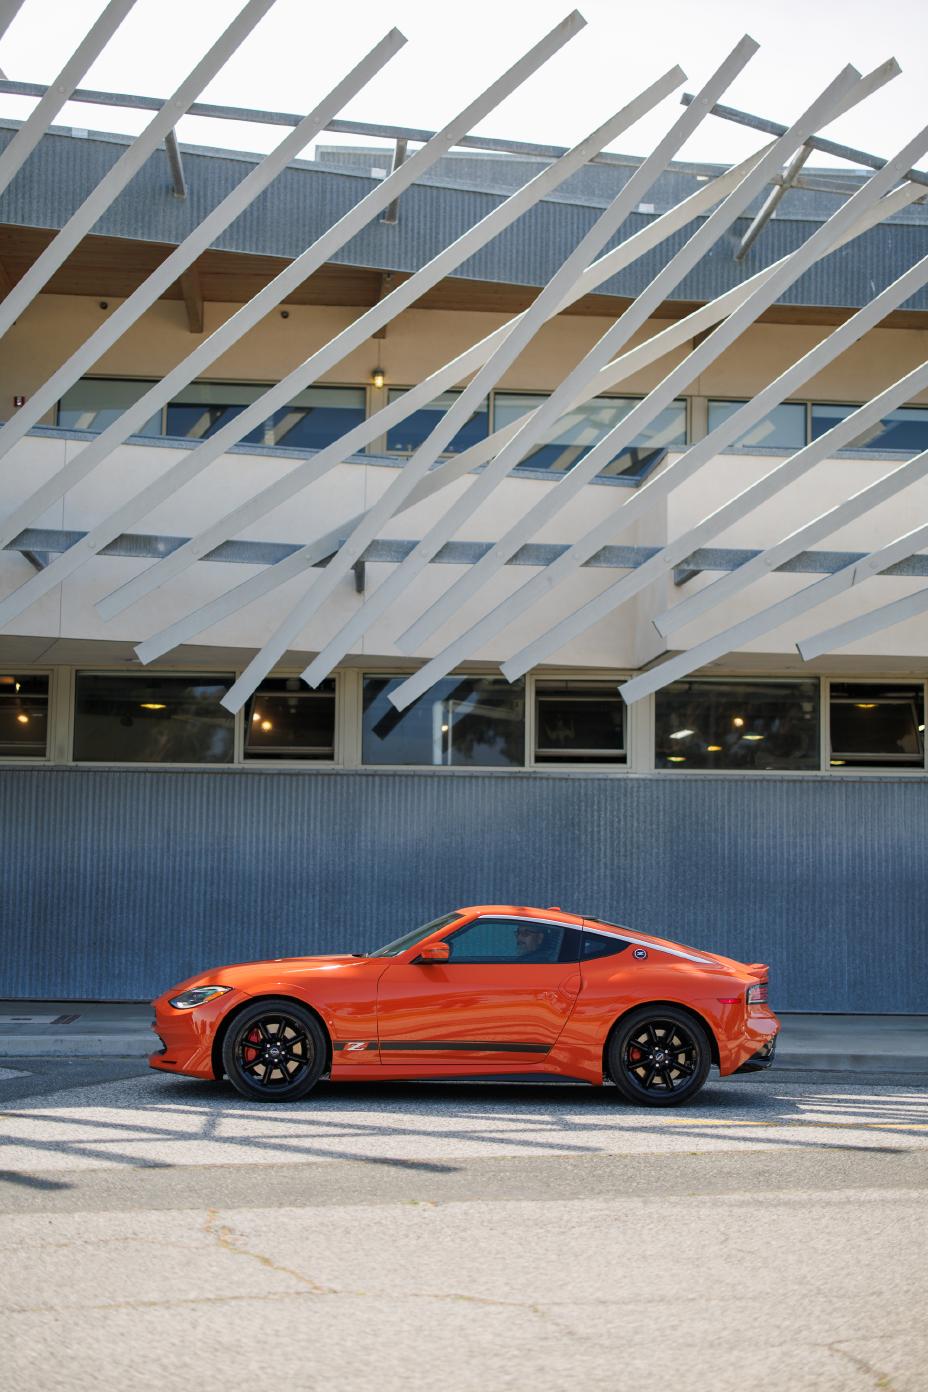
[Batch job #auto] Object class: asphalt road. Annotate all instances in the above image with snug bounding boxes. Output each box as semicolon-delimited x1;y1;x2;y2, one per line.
2;1059;927;1391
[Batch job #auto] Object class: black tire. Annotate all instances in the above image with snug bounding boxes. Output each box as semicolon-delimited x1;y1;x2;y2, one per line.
607;1005;711;1107
221;998;327;1103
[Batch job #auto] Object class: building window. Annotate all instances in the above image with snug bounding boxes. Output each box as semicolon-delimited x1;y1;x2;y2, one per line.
244;677;335;760
57;378;161;436
534;680;625;764
707;400;806;451
57;378;366;452
655;678;819;770
810;403;928;453
164;383;365;450
73;674;234;763
385;388;489;455
829;682;925;768
362;675;525;766
0;674;48;757
493;393;686;479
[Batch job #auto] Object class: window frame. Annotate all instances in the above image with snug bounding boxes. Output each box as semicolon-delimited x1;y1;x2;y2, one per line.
440;913;582;965
823;677;928;773
381;385;491;460
531;675;630;768
652;673;824;775
705;395;810;451
241;673;339;765
0;668;54;764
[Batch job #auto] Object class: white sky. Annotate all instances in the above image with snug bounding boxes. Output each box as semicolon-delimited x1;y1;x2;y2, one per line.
1;0;927;170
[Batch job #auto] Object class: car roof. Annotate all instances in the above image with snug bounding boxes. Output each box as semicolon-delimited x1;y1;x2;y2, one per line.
455;905;587;927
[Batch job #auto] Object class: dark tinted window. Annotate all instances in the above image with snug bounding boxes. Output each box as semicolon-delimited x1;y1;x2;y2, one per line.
829;682;925;767
445;918;581;964
495;393;686;480
0;674;48;757
535;681;625;763
74;674;234;763
581;931;630;960
811;403;928;453
165;383;365;450
655;678;819;770
244;677;335;760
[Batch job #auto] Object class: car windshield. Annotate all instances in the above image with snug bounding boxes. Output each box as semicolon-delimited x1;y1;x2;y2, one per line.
367;913;463;958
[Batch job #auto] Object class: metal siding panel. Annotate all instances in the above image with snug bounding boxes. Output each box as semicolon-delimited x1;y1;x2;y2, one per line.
3;127;928;312
0;767;925;1009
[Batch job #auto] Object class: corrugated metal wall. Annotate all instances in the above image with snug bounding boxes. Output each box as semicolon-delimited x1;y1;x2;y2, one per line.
1;766;925;1009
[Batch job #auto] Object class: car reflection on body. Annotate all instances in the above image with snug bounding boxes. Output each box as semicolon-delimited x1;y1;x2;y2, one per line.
150;905;779;1107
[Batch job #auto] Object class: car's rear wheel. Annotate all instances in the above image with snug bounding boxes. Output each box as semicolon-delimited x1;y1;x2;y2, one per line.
222;999;326;1102
607;1006;711;1107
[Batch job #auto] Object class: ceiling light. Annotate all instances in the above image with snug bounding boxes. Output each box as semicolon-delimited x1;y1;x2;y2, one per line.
667;755;686;763
830;759;846;766
707;744;722;752
260;719;273;732
440;723;449;733
855;702;877;709
252;711;261;722
919;723;925;732
669;728;694;740
742;733;764;741
140;703;166;710
15;712;29;724
732;716;745;728
371;368;386;390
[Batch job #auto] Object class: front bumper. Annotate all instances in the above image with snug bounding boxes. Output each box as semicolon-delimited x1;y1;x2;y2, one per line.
148;989;250;1079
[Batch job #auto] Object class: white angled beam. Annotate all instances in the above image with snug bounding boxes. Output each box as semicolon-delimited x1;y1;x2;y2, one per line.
502;258;928;678
618;514;928;706
655;366;928;638
296;37;763;689
110;144;771;628
0;10;584;578
393;61;893;663
390;94;918;711
510;438;928;684
798;578;928;660
223;39;756;712
132;175;922;667
0;27;406;461
0;0;277;340
0;0;137;197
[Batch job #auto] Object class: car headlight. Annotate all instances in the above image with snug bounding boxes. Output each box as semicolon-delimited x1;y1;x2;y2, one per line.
168;985;232;1010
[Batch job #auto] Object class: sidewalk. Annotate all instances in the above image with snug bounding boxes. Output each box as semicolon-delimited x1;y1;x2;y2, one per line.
0;1001;926;1073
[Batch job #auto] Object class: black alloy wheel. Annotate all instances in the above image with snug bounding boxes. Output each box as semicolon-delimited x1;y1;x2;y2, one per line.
607;1005;711;1107
222;998;327;1102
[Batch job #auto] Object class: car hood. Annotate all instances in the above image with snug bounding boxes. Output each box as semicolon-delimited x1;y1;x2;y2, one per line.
163;954;378;998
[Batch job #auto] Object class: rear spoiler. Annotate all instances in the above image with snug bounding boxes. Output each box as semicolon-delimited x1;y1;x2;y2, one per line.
745;963;769;980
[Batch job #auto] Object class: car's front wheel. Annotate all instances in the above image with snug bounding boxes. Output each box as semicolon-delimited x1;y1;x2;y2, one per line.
607;1006;711;1106
221;999;326;1102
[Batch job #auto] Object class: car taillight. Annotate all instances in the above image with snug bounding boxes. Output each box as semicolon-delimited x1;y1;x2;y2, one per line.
747;982;768;1005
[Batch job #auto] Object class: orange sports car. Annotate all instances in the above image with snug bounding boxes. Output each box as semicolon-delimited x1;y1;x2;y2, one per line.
149;905;779;1106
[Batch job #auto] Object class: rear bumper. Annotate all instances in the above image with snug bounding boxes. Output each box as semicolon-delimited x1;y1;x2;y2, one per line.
733;1036;777;1073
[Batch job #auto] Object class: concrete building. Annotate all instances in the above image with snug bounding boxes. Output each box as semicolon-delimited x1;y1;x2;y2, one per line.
0;114;926;1009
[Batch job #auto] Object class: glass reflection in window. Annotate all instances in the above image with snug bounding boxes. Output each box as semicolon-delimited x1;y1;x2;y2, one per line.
362;675;525;766
655;678;819;770
386;388;489;455
74;675;234;763
165;383;365;451
535;681;625;763
0;674;48;757
244;678;336;760
493;393;686;479
811;403;928;453
707;400;806;451
57;379;161;437
829;682;925;767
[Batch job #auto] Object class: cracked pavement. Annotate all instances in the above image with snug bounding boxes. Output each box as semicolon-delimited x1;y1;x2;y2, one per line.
1;1061;926;1390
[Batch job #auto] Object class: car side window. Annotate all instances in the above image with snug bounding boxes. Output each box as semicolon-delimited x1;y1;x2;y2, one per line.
581;931;631;960
445;918;582;964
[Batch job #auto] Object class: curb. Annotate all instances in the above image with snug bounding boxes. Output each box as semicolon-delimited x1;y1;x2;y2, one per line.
0;1035;154;1058
775;1050;928;1075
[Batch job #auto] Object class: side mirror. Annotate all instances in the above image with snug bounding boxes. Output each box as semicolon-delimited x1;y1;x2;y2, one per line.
416;941;450;963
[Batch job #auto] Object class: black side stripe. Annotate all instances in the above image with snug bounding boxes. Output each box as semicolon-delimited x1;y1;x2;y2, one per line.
380;1040;551;1054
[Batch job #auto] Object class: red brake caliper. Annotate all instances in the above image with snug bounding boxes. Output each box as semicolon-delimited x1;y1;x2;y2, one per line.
243;1028;261;1060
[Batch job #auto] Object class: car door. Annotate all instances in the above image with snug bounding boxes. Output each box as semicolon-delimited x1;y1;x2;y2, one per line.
376;915;582;1067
